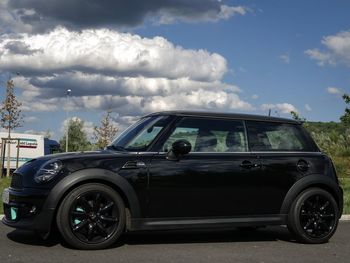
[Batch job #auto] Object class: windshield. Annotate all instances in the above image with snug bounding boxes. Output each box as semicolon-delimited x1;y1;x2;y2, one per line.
109;115;170;152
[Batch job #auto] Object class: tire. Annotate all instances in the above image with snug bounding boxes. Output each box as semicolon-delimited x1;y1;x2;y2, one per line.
287;187;339;244
56;183;126;250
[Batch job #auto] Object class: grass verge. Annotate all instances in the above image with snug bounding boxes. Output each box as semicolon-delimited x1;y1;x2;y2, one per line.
0;177;11;213
340;178;350;214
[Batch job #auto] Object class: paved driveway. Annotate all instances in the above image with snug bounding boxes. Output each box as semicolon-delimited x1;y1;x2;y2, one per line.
0;222;349;263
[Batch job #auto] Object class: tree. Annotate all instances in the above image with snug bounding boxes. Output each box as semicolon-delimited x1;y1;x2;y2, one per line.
340;94;350;126
93;111;118;149
290;111;306;122
0;79;23;177
60;118;91;152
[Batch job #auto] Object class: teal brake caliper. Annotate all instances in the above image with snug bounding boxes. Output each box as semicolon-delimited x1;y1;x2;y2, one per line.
10;207;18;220
74;207;84;225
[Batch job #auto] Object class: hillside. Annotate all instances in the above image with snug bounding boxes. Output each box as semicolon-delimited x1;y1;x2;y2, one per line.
304;121;350;178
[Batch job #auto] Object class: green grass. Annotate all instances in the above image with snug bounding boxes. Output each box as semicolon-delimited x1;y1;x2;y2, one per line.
0;177;11;213
332;156;350;179
340;178;350;214
0;176;349;215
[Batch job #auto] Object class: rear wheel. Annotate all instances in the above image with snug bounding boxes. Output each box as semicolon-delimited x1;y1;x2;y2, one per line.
287;188;339;244
56;183;125;249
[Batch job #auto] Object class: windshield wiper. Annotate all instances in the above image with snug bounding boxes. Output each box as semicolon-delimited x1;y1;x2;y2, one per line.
106;145;127;152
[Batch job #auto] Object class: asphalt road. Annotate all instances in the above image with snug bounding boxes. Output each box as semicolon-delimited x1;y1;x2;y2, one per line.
0;222;349;263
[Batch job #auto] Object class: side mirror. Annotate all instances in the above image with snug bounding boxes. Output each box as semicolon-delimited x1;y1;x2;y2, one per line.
166;139;192;161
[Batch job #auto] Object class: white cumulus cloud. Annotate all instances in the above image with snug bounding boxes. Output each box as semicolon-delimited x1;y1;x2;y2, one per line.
0;27;253;122
327;86;342;95
305;30;350;66
0;27;227;82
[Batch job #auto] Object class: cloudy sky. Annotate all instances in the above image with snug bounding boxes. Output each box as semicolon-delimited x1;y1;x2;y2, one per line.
0;0;349;140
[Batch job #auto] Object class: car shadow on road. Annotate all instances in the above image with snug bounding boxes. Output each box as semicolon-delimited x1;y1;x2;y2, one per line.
115;226;297;247
7;229;62;247
6;226;297;249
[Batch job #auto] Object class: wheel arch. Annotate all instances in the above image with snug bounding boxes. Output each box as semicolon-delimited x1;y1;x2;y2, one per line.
41;168;141;234
280;174;343;218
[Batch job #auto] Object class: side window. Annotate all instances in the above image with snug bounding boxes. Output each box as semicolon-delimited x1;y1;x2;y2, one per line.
163;127;198;152
125;116;168;151
162;117;248;152
246;121;313;151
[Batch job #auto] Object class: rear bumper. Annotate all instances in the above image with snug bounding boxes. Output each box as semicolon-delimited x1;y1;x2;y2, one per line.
2;187;54;234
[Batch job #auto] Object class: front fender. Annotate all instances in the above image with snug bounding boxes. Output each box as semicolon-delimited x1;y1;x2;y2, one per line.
36;168;141;234
44;168;141;216
280;174;343;217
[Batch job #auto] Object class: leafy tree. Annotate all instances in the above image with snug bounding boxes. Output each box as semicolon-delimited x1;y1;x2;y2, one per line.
0;79;23;177
60;118;91;152
290;111;306;122
93;111;118;149
340;94;350;126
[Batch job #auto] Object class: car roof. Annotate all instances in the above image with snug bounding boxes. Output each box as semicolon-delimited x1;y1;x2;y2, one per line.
145;110;300;124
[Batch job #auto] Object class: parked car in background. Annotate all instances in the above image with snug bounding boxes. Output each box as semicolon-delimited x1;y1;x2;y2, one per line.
2;111;343;249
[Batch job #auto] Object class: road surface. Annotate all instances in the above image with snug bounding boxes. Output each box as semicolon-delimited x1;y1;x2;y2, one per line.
0;222;349;263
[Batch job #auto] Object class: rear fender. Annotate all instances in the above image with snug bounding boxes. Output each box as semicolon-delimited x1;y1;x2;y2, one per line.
280;174;343;217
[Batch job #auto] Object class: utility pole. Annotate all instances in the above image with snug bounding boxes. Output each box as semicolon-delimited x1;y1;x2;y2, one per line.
65;89;71;152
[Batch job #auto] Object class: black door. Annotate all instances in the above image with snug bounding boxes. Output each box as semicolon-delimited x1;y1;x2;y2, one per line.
147;117;262;218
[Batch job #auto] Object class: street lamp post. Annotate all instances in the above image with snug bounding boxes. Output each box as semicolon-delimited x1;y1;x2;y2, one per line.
65;89;71;152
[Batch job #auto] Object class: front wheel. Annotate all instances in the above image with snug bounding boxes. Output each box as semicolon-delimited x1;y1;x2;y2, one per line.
287;188;339;244
56;183;126;249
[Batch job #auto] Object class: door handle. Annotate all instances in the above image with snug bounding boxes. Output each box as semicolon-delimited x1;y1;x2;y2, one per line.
240;160;260;169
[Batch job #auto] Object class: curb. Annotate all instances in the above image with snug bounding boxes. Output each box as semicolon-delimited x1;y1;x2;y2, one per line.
0;214;350;221
341;214;350;221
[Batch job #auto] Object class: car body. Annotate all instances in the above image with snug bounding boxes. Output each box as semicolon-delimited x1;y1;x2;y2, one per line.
2;111;343;249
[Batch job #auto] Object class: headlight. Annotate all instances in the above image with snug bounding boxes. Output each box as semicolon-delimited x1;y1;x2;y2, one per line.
34;160;63;183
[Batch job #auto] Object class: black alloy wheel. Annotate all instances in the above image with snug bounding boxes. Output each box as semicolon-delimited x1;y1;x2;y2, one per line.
70;191;119;243
299;194;336;239
57;183;125;249
288;188;339;244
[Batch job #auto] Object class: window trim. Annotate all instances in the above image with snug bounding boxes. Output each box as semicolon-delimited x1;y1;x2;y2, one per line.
243;120;251;152
148;115;179;152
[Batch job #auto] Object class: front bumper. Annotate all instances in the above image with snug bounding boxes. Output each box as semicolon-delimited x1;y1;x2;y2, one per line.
2;187;54;234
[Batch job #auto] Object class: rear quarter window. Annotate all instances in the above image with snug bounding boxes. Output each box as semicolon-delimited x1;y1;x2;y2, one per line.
246;121;316;152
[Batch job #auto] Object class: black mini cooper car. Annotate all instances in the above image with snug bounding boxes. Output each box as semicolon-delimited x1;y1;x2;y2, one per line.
2;111;343;249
